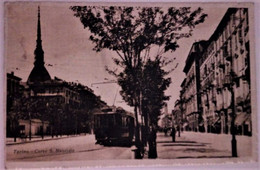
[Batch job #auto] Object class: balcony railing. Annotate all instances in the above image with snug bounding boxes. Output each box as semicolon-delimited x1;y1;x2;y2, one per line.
225;55;232;62
223;74;232;87
236;96;244;106
212;96;217;103
218;61;225;69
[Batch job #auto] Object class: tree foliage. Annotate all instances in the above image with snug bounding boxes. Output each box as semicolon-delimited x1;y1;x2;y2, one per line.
71;6;207;130
70;6;207;67
142;58;171;126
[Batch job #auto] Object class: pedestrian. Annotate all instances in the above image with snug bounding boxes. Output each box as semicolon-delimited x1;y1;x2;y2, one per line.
171;127;176;142
164;127;168;136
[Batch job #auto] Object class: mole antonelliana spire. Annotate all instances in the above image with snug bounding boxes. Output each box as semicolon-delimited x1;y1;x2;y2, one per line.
27;6;51;84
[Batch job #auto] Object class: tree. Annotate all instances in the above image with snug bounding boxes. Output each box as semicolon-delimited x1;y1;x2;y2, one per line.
142;58;171;127
142;58;172;158
70;6;207;158
7;95;27;142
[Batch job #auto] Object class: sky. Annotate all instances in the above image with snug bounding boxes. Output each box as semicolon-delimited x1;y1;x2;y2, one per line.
5;2;230;112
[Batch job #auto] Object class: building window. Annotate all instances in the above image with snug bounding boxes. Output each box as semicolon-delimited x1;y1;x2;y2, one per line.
204;65;207;76
234;33;238;50
232;14;236;27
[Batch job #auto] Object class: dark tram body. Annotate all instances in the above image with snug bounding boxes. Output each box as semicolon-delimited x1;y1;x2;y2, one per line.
94;107;135;145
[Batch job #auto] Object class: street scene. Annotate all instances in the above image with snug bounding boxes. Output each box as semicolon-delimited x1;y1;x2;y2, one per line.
5;1;256;169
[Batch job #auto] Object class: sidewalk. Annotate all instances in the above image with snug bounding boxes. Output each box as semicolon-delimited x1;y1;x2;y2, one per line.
6;134;88;145
155;131;253;159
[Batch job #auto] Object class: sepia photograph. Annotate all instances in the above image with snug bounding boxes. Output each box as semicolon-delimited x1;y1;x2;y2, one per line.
4;1;257;169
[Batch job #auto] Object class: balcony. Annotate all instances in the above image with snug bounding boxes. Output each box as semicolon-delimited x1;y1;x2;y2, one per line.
239;36;243;44
225;55;232;62
244;26;249;35
218;61;225;69
240;48;244;54
212;95;217;103
216;84;222;91
223;75;232;87
205;102;209;108
232;29;237;35
236;96;244;106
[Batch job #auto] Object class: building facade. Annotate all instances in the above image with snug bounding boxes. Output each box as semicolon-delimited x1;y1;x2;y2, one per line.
180;8;251;136
18;119;50;136
6;72;23;137
200;8;251;135
172;99;183;132
181;41;208;132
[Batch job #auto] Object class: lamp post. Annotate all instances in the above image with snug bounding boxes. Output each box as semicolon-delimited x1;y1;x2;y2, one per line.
230;84;237;157
227;71;238;157
177;111;181;137
224;71;237;157
29;112;32;141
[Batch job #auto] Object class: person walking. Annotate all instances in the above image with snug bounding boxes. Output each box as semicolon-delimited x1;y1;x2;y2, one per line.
171;127;176;142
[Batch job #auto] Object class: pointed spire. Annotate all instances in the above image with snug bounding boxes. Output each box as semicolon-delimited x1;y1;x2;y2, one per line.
37;6;41;45
27;6;51;83
34;6;44;67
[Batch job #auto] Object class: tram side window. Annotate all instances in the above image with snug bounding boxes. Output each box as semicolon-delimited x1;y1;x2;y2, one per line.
94;116;96;128
108;115;115;126
94;116;101;128
122;117;127;127
128;117;135;127
125;117;129;127
102;115;108;127
115;114;122;126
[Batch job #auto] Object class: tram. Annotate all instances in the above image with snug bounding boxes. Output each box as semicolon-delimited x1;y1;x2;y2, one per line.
93;107;135;146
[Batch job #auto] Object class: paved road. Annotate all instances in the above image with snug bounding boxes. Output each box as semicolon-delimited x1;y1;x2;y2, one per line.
6;132;252;161
7;134;133;161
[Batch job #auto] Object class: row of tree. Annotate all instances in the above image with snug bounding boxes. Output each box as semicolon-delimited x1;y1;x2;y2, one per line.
70;6;207;158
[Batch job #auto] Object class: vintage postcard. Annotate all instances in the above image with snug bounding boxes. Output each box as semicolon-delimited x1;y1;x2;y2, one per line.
4;1;257;169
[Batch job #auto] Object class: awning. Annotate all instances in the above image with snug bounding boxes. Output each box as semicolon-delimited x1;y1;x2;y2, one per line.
235;113;251;126
213;117;221;125
244;114;251;125
183;122;188;127
207;118;214;125
199;120;204;126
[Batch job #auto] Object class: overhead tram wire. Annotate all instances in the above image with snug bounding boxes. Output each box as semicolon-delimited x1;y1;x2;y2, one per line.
91;80;120;106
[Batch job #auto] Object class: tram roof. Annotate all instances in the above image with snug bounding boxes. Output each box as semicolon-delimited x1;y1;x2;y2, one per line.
94;110;134;118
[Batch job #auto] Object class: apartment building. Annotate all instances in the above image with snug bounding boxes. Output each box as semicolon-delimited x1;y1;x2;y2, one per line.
180;8;251;136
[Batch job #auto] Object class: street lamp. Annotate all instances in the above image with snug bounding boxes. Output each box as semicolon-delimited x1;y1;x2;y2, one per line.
29;112;32;141
223;72;237;157
176;111;180;137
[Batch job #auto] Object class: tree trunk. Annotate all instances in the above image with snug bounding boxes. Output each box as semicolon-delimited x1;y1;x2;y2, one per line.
171;127;176;142
41;121;44;139
178;125;181;137
143;111;149;146
134;103;142;159
148;128;157;159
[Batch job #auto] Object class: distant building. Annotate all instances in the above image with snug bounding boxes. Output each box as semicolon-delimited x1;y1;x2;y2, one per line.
6;72;23;137
172;99;183;131
182;41;208;132
7;72;22;99
7;7;107;138
18;119;50;136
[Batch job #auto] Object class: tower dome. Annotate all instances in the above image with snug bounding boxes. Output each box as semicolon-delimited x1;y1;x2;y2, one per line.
27;6;51;84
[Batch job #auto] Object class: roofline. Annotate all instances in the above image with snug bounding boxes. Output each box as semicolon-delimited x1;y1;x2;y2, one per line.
7;72;22;81
183;40;208;73
208;8;237;42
